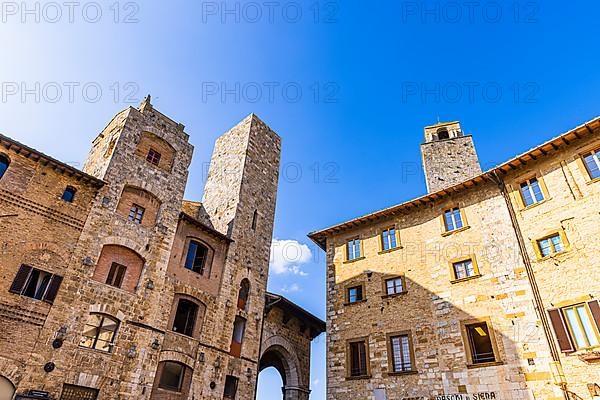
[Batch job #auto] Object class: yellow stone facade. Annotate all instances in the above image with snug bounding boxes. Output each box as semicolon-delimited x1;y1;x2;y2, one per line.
310;117;600;400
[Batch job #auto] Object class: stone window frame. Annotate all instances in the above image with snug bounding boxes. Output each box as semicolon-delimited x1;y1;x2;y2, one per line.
385;330;417;375
0;152;10;180
460;317;503;369
344;282;366;306
531;228;570;260
378;224;402;254
181;237;215;277
154;360;193;395
343;236;365;264
79;312;120;353
439;204;470;236
167;294;206;339
575;143;600;184
135;131;176;173
345;336;371;380
512;172;551;211
381;274;407;298
448;254;481;284
61;186;77;203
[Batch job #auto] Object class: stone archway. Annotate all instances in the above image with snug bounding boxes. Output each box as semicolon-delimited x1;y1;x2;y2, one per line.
0;375;15;400
259;342;306;400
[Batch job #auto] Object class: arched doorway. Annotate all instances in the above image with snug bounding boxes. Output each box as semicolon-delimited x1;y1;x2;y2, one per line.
258;344;307;400
256;367;284;400
0;375;15;400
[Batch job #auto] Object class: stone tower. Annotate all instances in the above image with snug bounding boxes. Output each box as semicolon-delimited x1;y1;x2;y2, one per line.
420;121;482;193
201;114;281;399
30;96;195;398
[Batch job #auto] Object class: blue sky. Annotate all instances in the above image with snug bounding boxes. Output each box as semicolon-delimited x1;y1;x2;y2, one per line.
1;1;599;399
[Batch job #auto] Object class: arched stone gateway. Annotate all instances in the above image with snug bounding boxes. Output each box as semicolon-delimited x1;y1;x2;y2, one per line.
259;293;325;400
0;375;15;400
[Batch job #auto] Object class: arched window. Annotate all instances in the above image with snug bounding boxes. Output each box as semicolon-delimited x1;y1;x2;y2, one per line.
0;154;9;180
92;245;144;292
184;239;209;275
62;186;77;202
79;313;119;352
153;361;192;396
437;128;450;140
237;279;250;310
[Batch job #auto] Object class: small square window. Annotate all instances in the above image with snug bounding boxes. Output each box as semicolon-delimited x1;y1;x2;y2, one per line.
583;148;600;180
62;186;76;202
452;259;477;280
347;239;361;261
128;204;145;224
443;208;464;232
147;148;161;166
348;340;368;377
381;228;398;251
520;177;545;207
385;277;404;296
537;234;565;257
465;322;497;364
106;263;126;288
347;286;364;304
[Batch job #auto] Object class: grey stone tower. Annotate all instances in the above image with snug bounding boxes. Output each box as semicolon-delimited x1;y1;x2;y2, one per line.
420;121;482;193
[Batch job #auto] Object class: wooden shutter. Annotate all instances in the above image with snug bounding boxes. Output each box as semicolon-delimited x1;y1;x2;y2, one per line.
589;300;600;330
548;309;575;353
44;275;63;304
9;265;32;294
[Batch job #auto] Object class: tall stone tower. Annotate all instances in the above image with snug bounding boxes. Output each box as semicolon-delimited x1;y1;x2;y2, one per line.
420;121;482;193
201;114;281;399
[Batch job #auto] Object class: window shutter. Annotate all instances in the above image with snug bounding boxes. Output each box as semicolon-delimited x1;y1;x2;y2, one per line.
548;309;575;353
588;300;600;330
9;265;32;294
43;275;63;304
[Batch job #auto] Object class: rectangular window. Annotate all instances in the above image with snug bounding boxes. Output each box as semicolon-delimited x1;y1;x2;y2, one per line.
381;228;398;251
172;299;199;337
9;265;63;304
62;186;76;202
223;376;239;400
348;340;368;377
230;317;246;357
60;384;99;400
563;304;600;349
347;285;364;304
347;239;361;261
443;208;464;232
465;322;496;364
389;334;413;372
184;240;208;275
520;177;545;207
583;148;600;180
106;263;126;288
452;259;477;280
147;148;162;166
128;204;145;224
537;234;565;257
159;361;185;392
385;277;404;296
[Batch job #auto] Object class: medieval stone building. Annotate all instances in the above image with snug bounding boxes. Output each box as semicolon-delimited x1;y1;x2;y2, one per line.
309;118;600;399
0;98;324;400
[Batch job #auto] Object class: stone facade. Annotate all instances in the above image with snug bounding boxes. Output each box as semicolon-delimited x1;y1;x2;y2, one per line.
0;98;324;400
309;117;600;400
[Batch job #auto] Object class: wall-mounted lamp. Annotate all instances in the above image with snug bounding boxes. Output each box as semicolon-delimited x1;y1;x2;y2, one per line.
198;352;205;363
151;339;160;350
127;345;137;359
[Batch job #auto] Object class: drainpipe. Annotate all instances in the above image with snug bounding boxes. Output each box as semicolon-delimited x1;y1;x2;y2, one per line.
491;171;568;400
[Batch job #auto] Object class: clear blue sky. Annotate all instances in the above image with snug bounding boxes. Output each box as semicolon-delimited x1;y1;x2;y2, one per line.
1;1;599;399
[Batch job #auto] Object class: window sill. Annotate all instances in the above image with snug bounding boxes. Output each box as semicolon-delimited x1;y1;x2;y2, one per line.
441;225;470;237
382;292;408;300
343;256;365;264
345;375;371;381
520;198;551;212
450;274;482;284
78;345;113;356
466;360;503;369
344;299;367;307
536;248;571;262
386;370;418;376
378;246;403;255
585;176;600;185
